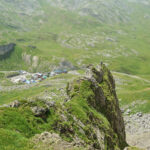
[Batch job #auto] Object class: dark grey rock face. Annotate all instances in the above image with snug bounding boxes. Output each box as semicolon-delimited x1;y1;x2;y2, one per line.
0;43;16;59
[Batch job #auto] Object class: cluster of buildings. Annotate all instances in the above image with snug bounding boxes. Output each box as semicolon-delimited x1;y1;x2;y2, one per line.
10;69;68;84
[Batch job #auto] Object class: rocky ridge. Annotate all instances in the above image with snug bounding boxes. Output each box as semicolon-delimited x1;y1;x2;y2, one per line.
67;63;127;149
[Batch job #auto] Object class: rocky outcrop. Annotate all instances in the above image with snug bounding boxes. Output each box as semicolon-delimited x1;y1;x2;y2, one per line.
31;106;49;117
30;99;55;118
0;43;16;59
67;63;127;149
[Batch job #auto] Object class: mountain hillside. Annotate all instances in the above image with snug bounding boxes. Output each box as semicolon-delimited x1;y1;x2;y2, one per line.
0;64;129;150
0;0;150;76
48;0;131;23
0;0;41;32
0;2;150;148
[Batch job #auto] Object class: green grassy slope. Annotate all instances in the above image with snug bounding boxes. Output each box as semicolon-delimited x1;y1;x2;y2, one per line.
0;0;150;75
